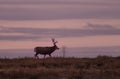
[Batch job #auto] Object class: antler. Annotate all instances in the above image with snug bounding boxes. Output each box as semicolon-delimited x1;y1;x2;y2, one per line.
52;38;55;43
51;38;58;45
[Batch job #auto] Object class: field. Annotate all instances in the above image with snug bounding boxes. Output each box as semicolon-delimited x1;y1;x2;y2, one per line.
0;56;120;79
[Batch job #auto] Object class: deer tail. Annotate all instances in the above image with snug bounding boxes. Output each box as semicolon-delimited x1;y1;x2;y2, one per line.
34;47;36;52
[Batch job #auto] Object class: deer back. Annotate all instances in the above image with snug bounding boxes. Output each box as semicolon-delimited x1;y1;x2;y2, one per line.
34;46;56;54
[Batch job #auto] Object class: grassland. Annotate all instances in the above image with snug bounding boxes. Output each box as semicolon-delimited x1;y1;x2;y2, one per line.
0;56;120;79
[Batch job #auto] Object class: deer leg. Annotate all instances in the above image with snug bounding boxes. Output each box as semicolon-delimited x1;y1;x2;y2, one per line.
34;53;39;59
44;55;46;59
49;54;52;58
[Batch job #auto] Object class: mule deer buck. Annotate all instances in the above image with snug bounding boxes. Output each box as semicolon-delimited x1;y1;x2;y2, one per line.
34;38;59;58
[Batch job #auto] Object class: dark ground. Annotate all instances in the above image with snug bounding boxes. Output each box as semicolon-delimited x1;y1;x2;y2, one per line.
0;56;120;79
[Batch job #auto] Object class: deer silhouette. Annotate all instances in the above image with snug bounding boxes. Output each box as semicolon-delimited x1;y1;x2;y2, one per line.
34;38;59;58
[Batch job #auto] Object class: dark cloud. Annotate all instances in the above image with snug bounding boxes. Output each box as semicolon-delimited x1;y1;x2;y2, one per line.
85;23;116;30
0;35;38;41
0;6;120;20
0;0;119;6
0;24;120;41
0;0;120;20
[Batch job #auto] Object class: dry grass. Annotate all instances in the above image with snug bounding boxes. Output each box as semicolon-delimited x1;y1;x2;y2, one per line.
0;56;120;79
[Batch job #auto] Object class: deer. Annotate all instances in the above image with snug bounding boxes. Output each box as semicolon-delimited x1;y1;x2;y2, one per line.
34;38;59;58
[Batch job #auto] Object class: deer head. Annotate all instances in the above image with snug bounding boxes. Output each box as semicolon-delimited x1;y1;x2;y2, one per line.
52;38;59;50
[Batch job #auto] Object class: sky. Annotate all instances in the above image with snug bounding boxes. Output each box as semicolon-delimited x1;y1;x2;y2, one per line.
0;0;120;57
